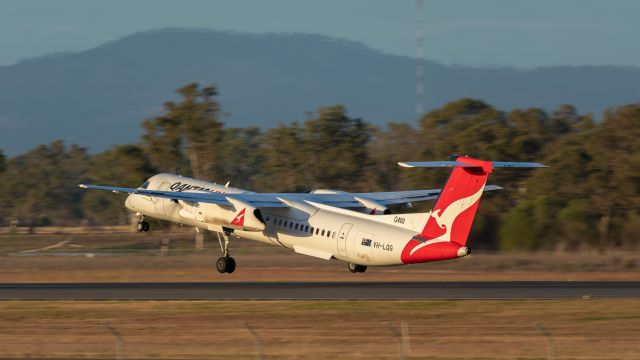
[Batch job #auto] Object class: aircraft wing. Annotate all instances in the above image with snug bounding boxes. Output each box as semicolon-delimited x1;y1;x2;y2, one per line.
232;184;502;208
79;184;501;209
79;184;232;205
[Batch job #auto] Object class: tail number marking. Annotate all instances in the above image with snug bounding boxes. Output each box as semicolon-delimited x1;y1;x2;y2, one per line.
373;242;394;252
393;216;406;224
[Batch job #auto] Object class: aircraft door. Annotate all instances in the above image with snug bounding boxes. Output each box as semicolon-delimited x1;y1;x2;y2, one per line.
155;182;171;215
337;223;353;257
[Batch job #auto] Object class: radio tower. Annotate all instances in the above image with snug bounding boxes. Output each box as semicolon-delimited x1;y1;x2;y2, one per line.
416;0;425;116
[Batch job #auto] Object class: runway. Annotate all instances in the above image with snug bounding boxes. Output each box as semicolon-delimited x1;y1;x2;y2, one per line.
1;281;639;300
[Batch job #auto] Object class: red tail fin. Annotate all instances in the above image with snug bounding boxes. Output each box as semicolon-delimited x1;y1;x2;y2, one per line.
421;156;492;246
398;156;544;264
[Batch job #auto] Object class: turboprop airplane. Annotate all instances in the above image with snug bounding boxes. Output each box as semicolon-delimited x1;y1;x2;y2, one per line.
79;156;545;274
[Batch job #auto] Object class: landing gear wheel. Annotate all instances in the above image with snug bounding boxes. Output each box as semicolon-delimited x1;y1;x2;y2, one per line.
136;221;150;232
216;256;236;274
216;257;228;273
215;228;236;274
226;257;236;274
348;263;367;273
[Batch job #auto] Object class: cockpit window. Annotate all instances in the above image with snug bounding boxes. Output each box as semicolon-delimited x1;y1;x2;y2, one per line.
139;181;150;189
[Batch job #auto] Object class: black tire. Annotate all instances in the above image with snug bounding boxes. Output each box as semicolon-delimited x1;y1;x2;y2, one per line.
356;265;367;273
225;257;236;274
216;257;228;274
347;262;358;273
136;222;145;232
142;221;150;232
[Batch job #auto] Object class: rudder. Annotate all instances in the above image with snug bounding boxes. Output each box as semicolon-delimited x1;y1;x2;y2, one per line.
420;156;492;246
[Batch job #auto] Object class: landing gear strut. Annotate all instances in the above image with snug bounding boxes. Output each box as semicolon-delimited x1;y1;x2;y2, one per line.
216;227;236;274
136;216;150;232
348;262;367;273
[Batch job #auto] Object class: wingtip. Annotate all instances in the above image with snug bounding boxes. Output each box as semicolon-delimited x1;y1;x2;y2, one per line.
397;162;414;168
78;184;87;189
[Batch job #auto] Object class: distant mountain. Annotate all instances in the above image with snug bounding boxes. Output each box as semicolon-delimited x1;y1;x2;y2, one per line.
1;28;639;155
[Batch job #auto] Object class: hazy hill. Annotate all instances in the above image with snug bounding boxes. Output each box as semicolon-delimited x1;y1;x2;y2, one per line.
1;28;639;155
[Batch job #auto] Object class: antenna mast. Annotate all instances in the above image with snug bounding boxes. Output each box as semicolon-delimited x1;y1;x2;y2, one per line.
416;0;425;116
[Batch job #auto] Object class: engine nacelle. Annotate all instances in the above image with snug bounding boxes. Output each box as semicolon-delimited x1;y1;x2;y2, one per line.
354;196;390;215
311;190;390;215
195;198;265;232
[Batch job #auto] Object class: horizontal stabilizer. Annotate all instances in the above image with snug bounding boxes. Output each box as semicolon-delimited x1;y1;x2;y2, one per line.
398;161;547;169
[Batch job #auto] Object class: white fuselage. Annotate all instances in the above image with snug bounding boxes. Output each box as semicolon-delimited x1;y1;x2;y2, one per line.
124;174;430;266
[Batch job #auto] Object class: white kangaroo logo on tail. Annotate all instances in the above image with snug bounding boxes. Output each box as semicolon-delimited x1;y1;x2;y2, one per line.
410;184;485;256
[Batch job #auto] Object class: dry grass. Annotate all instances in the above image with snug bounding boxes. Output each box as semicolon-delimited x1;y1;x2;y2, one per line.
1;232;639;359
0;232;639;282
0;300;639;359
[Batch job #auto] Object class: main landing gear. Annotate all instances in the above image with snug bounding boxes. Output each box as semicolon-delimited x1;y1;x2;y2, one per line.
136;216;150;232
348;262;367;273
216;227;236;274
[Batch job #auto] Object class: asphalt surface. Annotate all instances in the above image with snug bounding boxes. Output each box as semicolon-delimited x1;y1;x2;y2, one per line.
1;281;639;300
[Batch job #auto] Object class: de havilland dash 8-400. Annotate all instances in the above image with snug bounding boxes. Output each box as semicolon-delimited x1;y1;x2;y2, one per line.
79;156;545;274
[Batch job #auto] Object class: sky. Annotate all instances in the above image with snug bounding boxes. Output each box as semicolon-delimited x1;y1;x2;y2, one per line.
1;0;639;68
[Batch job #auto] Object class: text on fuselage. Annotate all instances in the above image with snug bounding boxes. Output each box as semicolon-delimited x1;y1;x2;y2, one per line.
169;182;225;194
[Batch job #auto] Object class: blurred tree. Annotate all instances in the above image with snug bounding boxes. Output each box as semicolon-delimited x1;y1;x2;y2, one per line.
0;150;5;173
366;122;420;192
82;145;155;225
262;105;372;192
301;105;371;191
508;108;549;159
142;83;223;181
217;127;266;191
4;141;89;226
262;123;306;192
418;99;514;162
0;150;6;224
588;105;640;250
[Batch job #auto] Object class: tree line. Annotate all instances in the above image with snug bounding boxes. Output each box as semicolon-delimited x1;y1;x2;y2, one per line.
1;83;638;251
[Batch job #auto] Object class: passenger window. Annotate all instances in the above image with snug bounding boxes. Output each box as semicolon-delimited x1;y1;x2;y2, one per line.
284;221;288;228
289;222;294;229
326;231;331;238
295;223;299;230
321;229;325;236
265;216;270;222
304;225;309;232
315;228;319;235
310;227;314;233
332;232;336;239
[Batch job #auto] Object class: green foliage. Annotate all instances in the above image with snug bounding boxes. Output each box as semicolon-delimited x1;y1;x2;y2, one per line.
82;145;155;225
217;127;266;190
0;150;5;173
142;83;224;180
499;197;555;251
3;141;89;225
557;199;598;250
301;105;371;191
261;105;371;192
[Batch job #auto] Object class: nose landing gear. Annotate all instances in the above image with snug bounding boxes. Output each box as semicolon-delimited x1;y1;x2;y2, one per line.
136;217;150;232
347;262;367;273
216;227;236;274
